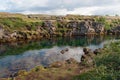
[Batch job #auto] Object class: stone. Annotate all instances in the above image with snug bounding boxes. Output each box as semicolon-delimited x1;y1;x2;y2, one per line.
60;48;69;54
83;47;91;54
93;49;101;55
65;58;78;64
110;26;120;35
0;26;4;39
49;61;63;68
81;55;86;61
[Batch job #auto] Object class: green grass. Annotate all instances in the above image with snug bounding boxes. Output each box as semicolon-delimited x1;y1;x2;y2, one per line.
73;41;120;80
0;17;44;31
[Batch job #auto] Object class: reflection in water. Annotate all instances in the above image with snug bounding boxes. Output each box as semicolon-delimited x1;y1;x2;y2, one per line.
0;36;120;77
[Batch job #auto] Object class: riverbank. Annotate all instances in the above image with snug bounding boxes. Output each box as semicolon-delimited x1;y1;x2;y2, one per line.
0;13;120;43
1;40;120;80
73;41;120;80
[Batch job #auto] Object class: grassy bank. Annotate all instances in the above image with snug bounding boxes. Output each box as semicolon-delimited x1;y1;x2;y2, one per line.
73;41;120;80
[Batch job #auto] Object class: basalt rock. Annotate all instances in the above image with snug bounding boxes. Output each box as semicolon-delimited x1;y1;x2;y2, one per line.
60;48;69;54
67;21;78;28
83;47;92;54
81;55;86;61
0;20;112;43
65;58;78;64
0;26;4;39
79;21;95;35
49;58;78;68
93;48;101;55
92;22;104;34
69;21;105;36
109;26;120;35
42;21;56;35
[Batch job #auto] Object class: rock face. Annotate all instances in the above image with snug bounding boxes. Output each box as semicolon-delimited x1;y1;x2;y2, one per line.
0;26;4;39
42;21;56;35
0;20;106;43
108;26;120;35
92;22;104;34
69;21;105;36
79;21;95;35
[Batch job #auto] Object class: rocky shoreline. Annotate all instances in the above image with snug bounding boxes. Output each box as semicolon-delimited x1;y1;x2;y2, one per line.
0;47;103;80
0;35;119;80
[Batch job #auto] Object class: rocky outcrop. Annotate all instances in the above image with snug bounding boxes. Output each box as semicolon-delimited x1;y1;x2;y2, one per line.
42;21;56;35
79;21;95;35
68;21;105;36
92;22;104;34
107;26;120;35
0;30;44;43
83;47;92;54
0;26;4;39
0;20;117;43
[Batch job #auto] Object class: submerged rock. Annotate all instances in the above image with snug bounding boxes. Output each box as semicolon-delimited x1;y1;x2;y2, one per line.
60;48;69;54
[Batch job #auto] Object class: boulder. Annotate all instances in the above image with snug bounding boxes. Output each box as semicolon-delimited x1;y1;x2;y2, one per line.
67;21;78;28
78;21;104;35
92;22;104;34
81;55;86;61
83;47;91;54
42;21;56;35
110;26;120;35
65;58;78;64
93;48;101;55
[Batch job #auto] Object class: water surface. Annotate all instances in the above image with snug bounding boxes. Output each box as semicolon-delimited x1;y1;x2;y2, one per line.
0;36;119;77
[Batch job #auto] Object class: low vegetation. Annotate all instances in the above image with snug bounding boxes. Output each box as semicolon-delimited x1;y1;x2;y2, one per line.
0;17;44;31
73;41;120;80
95;17;120;30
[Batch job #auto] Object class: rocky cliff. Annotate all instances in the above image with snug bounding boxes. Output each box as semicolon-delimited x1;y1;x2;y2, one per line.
0;13;120;43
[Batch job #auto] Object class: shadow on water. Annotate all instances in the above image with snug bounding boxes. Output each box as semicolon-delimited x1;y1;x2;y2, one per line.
0;35;120;78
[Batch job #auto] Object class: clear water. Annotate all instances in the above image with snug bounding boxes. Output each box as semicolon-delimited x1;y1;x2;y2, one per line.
0;36;119;78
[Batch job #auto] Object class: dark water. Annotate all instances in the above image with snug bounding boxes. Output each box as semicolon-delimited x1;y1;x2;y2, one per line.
0;36;120;78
